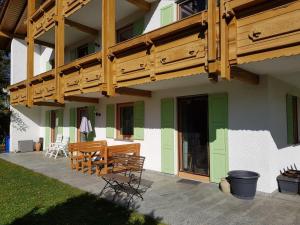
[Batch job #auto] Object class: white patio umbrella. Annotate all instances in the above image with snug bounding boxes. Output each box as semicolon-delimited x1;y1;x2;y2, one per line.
80;115;93;141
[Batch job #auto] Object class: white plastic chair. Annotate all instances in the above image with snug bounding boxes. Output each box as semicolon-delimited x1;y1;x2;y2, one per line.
50;136;70;159
45;134;63;157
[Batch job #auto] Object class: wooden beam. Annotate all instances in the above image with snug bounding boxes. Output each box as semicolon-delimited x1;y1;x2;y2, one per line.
27;0;35;107
0;30;54;48
35;40;55;48
65;19;99;36
231;66;260;85
33;102;65;107
64;96;99;104
207;0;217;73
126;0;151;11
220;0;230;80
55;0;65;103
102;0;116;96
116;87;152;97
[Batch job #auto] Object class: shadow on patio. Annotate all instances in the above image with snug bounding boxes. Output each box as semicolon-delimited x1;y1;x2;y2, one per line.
8;193;163;225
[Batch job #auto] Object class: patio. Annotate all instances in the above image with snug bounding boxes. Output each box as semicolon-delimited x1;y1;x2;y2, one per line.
1;152;300;225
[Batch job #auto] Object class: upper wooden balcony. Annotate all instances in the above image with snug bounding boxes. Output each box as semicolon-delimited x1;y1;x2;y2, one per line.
59;52;103;97
30;69;57;103
224;0;300;64
31;0;56;39
109;12;210;88
9;81;28;106
63;0;91;17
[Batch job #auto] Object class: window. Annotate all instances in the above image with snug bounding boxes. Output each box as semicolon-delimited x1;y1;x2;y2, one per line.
177;0;207;19
117;24;134;43
287;95;300;144
117;103;134;140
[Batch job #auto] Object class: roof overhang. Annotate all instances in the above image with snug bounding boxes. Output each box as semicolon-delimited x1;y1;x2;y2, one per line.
0;0;27;50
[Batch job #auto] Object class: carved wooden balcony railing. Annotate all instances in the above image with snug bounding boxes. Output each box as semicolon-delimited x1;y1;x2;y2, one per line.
31;0;56;39
109;12;209;88
63;0;91;17
223;0;300;64
9;81;28;105
30;69;56;102
59;52;103;96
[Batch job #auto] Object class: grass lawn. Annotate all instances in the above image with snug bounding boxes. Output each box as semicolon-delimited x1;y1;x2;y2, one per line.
0;159;165;225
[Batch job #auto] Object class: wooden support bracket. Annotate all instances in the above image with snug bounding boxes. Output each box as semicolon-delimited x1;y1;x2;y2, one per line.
116;87;152;98
65;19;99;36
64;96;99;104
231;66;260;85
33;102;65;107
126;0;151;11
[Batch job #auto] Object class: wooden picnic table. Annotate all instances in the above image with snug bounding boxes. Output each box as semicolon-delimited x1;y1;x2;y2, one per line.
68;141;141;176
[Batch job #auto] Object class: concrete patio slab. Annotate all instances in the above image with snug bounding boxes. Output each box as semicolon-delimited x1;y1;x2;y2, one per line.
1;152;300;225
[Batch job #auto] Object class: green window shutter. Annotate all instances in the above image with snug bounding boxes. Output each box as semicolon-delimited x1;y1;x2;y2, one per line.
160;4;174;26
161;98;174;174
70;48;77;61
133;17;145;36
287;95;296;145
134;101;144;140
106;104;115;138
55;109;64;137
69;108;77;143
45;110;51;149
88;43;95;55
209;93;229;183
87;106;96;141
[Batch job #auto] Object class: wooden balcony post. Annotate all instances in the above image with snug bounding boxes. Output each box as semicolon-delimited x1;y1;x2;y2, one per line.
27;0;35;107
102;0;116;96
207;0;217;73
55;0;65;103
220;0;231;80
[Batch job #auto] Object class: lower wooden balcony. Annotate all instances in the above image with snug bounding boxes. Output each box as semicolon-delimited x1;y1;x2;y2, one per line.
30;70;57;103
109;12;209;88
9;81;28;106
60;52;103;97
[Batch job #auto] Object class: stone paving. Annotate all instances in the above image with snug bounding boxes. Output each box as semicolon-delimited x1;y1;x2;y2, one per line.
1;152;300;225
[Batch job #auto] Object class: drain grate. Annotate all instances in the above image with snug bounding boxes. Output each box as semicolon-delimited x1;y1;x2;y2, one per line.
177;179;201;185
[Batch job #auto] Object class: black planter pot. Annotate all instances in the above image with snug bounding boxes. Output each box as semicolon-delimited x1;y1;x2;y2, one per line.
227;170;260;200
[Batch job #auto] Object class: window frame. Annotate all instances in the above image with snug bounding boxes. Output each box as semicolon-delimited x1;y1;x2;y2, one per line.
177;0;207;20
116;102;134;140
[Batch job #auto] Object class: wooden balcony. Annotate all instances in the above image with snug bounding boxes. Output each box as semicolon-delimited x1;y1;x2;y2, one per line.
30;69;57;103
31;0;56;39
9;81;28;106
224;0;300;64
60;52;103;96
63;0;91;17
109;12;209;88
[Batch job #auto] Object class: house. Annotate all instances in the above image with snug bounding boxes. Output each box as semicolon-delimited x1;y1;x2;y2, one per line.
2;0;300;194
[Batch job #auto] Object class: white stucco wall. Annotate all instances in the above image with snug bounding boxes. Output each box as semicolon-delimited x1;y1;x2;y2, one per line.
10;106;42;152
144;0;177;33
34;45;54;76
10;74;300;193
10;39;27;85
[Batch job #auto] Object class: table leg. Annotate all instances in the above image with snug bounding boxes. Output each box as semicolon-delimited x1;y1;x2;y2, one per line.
89;153;92;175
